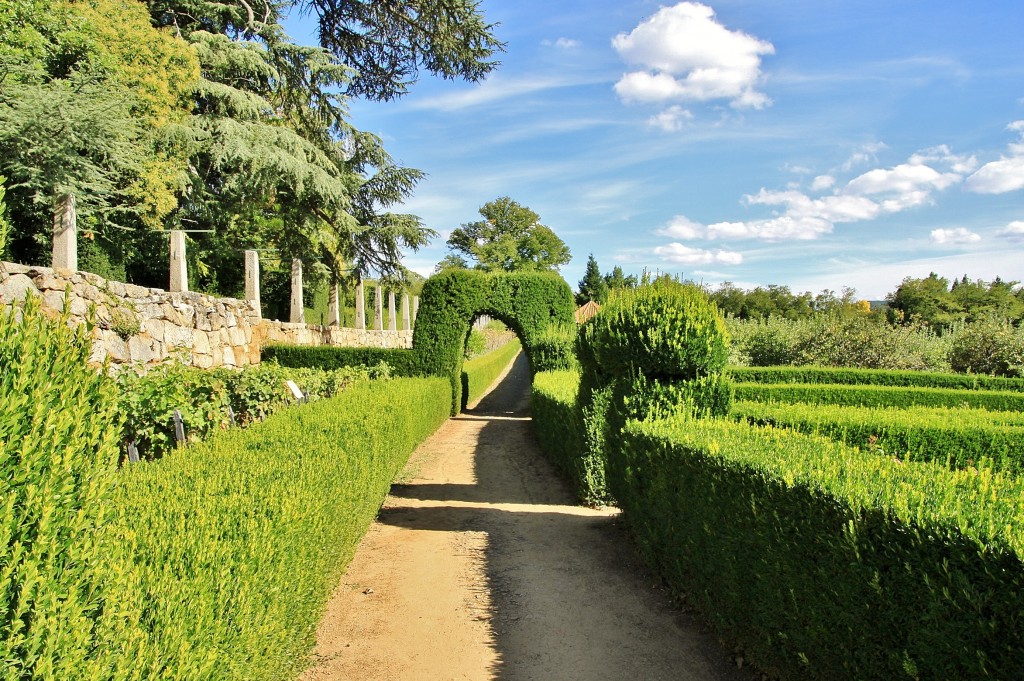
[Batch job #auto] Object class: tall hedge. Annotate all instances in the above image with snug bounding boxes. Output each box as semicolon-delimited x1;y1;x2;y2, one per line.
0;297;126;678
412;269;575;413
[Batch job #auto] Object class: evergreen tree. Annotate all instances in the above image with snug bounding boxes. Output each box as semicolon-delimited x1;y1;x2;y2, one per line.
576;253;608;305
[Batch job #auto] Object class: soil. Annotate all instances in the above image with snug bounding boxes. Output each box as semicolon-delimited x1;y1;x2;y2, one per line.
299;352;756;681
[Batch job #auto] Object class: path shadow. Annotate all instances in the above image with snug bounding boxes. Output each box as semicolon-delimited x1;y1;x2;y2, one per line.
377;352;755;681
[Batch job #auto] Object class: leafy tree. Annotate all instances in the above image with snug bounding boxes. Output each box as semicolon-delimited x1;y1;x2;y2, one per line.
886;273;963;328
446;196;571;272
604;265;637;292
576;253;608;305
435;253;469;272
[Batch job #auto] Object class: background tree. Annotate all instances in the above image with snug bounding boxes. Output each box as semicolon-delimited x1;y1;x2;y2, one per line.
604;265;637;293
576;253;608;305
445;196;570;272
886;273;963;327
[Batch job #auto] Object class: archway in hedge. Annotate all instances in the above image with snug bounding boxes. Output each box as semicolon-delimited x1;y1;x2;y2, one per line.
412;269;575;414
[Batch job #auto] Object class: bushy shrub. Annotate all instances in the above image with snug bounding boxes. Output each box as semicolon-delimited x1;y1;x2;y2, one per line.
530;323;579;372
463;327;487;358
619;416;1024;680
0;297;124;677
948;317;1024;377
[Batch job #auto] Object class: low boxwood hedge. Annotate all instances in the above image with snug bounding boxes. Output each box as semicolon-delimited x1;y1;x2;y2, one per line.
731;366;1024;392
262;344;420;376
732;400;1024;473
734;382;1024;411
617;416;1024;680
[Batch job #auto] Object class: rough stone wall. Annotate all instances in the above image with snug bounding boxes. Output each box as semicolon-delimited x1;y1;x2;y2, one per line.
0;262;412;370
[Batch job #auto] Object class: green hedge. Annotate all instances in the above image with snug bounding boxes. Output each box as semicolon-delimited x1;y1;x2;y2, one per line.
530;323;580;372
531;370;609;505
734;382;1024;411
103;376;452;679
730;365;1024;392
617;416;1024;680
262;344;420;376
462;338;521;407
732;400;1024;473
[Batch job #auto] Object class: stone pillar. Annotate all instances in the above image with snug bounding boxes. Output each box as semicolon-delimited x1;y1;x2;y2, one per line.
289;258;303;323
402;293;411;330
327;280;340;326
169;230;188;292
52;193;77;271
355;280;365;329
413;295;419;325
244;249;261;318
388;291;397;330
373;284;383;330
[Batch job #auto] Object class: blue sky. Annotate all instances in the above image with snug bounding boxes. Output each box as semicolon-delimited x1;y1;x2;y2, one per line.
285;0;1024;300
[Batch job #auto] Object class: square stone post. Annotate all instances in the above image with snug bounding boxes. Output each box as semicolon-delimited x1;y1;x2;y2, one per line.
413;295;419;325
169;230;188;292
289;258;304;323
327;279;340;326
355;280;365;329
373;284;383;330
244;249;261;318
52;193;77;271
402;293;411;330
388;291;397;330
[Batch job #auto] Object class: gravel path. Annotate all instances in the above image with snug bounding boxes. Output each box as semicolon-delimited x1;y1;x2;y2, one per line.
299;352;754;681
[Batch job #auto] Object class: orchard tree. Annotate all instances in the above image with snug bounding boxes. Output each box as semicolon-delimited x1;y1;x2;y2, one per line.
446;196;571;272
576;253;608;305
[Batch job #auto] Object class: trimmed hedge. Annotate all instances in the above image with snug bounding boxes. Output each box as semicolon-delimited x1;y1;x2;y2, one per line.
531;370;609;505
732;400;1024;473
413;269;575;413
462;338;522;408
734;382;1024;411
104;376;452;679
731;365;1024;392
262;344;420;376
530;323;579;372
618;416;1024;680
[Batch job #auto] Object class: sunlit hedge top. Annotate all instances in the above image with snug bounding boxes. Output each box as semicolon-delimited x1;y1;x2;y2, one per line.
578;280;729;381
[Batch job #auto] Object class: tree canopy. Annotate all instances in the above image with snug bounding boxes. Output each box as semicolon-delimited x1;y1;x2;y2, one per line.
445;196;571;273
576;253;608;305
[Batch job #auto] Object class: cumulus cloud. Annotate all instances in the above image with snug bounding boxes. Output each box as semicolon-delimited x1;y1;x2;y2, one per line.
707;216;833;241
654;242;743;265
996;220;1024;242
656;214;705;238
648;105;694;132
612;2;773;109
964;121;1024;193
930;228;981;245
810;175;835;191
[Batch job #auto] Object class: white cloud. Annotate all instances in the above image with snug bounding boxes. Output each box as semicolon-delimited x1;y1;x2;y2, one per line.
543;37;581;49
908;145;978;174
648;105;694;132
964;120;1024;193
746;188;881;223
656;214;705;238
996;220;1024;242
411;75;587;111
654;242;743;265
930;228;981;245
612;2;774;109
810;175;835;191
840;142;887;171
844;163;961;199
707;216;833;241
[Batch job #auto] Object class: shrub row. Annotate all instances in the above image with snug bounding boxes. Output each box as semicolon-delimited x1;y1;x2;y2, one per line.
731;365;1024;392
98;376;452;680
734;381;1024;411
732;400;1024;473
531;370;607;504
462;338;522;408
529;323;579;372
117;360;388;460
617;416;1024;680
262;344;419;376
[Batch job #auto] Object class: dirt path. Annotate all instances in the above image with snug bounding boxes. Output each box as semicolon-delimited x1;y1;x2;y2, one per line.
300;353;754;681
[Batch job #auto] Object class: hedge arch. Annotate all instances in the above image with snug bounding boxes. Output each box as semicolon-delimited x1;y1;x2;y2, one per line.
412;269;575;414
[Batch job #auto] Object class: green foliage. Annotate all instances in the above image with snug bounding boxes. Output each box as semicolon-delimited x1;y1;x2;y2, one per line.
104;375;452;679
949;316;1024;377
462;338;521;408
888;272;1024;327
0;175;10;259
412;268;575;413
576;253;608;305
730;365;1024;392
732;400;1024;474
531;370;608;505
618;416;1024;680
734;382;1024;411
464;327;487;359
530;323;579;372
445;196;571;273
0;296;125;678
262;344;420;376
603;265;637;293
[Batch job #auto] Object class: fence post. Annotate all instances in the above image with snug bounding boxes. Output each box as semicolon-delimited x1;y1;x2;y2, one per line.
52;193;77;271
244;249;261;318
169;230;188;292
413;295;419;325
355;280;365;329
289;258;303;323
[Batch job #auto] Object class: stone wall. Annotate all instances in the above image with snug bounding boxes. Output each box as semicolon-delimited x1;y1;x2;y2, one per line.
0;261;412;370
